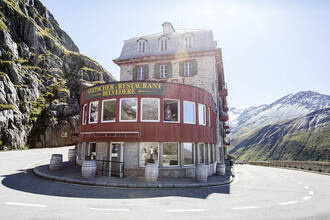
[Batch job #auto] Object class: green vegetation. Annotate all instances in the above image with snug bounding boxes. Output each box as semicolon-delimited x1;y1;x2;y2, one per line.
14;84;28;88
0;104;15;110
233;127;330;162
0;71;6;77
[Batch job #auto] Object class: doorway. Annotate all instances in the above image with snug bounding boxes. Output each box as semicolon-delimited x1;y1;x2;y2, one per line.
108;143;124;178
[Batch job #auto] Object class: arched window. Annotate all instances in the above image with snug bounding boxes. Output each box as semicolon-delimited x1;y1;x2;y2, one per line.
183;34;193;49
137;39;147;53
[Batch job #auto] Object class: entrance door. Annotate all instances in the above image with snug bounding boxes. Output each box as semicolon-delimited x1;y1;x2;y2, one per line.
109;143;124;178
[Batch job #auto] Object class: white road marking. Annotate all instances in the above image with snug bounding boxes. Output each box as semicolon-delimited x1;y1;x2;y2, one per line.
302;196;311;200
304;186;310;190
167;209;207;212
90;208;130;212
5;202;46;207
308;191;314;195
23;159;48;174
297;182;303;185
278;201;297;206
231;206;259;210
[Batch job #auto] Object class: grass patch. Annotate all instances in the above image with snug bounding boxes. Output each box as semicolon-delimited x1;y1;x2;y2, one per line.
0;104;15;110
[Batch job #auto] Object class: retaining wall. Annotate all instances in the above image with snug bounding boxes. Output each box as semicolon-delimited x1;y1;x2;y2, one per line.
247;161;330;174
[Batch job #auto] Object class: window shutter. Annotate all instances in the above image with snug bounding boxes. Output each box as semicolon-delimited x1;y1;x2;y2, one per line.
168;63;172;78
193;60;198;76
145;65;149;80
133;66;137;81
154;63;159;79
179;62;184;76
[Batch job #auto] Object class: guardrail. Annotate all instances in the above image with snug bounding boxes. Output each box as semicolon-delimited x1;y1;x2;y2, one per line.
247;161;330;173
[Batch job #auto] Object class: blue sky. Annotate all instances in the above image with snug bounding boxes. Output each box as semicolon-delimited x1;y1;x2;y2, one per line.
41;0;330;108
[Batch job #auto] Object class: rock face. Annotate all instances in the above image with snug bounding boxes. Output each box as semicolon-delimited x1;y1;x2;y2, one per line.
229;108;330;161
0;0;116;150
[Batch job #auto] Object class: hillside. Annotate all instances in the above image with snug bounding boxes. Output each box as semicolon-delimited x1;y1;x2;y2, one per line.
229;108;330;161
0;0;116;150
229;91;330;147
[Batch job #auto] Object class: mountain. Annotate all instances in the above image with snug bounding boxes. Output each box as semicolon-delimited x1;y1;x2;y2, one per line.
229;108;330;161
229;91;330;146
0;0;116;150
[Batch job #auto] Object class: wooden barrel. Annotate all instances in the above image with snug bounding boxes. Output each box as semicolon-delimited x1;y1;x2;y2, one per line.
195;164;208;183
216;163;226;176
49;154;62;170
145;163;158;182
81;160;96;178
68;149;76;162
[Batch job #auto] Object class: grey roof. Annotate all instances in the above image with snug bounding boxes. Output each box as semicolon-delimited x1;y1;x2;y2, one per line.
115;26;217;61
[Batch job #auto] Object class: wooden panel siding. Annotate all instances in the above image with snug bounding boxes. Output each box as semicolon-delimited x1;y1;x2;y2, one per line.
79;81;217;144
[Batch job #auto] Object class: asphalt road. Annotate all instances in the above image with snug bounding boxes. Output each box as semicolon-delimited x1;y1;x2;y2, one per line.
0;146;330;220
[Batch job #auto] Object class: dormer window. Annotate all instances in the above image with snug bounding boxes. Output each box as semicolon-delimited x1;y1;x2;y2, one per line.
137;39;147;53
159;37;168;52
183;34;193;49
160;38;167;51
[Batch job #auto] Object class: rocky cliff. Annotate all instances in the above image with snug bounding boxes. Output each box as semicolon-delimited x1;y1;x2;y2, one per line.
229;108;330;161
0;0;116;150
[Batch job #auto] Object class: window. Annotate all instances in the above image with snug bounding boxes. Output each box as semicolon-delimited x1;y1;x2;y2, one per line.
141;98;160;122
198;144;205;164
183;143;194;166
89;101;98;124
184;62;192;76
138;40;146;53
208;107;211;127
88;142;96;159
82;104;87;125
183;101;195;124
160;64;168;78
160;38;167;51
139;143;159;167
137;66;145;80
184;35;193;49
163;143;179;166
164;99;179;122
120;98;137;122
198;104;206;125
101;99;116;122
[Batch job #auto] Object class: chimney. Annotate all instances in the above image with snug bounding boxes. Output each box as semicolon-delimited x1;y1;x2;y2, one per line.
162;22;175;34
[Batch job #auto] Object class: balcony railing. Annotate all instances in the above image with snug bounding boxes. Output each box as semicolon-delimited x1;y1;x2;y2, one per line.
218;82;228;97
219;111;229;122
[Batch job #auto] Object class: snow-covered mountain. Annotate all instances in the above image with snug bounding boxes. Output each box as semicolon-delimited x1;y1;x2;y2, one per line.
229;91;330;138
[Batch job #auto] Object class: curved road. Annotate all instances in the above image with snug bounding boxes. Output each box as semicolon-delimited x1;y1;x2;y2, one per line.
0;146;329;220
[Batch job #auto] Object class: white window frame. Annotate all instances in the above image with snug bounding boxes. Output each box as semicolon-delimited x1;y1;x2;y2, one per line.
198;104;206;126
208;107;211;127
88;101;99;124
163;98;180;123
160;64;168;78
139;142;160;167
183;101;196;124
138;40;146;53
162;142;180;167
119;98;138;122
160;38;168;51
82;104;87;125
101;99;116;123
183;143;194;166
137;66;145;80
140;98;160;122
184;61;192;76
198;143;205;164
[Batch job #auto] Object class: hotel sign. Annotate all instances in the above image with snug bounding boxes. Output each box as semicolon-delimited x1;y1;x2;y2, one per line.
86;82;165;100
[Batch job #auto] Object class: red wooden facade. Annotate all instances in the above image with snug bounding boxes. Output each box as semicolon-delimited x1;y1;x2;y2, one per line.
79;81;217;144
